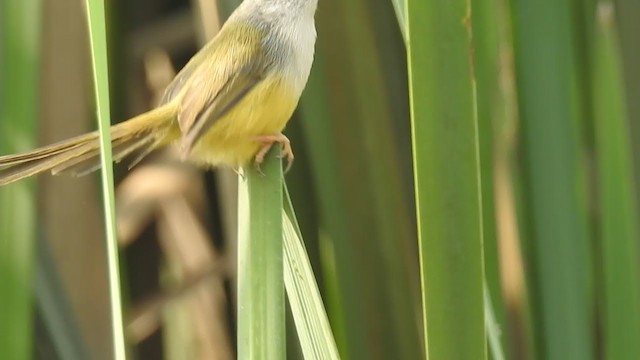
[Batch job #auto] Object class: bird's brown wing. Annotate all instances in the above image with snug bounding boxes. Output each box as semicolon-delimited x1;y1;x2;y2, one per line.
173;23;271;155
160;39;216;105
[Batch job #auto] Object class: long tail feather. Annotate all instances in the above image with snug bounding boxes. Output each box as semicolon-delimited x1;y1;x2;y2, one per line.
0;105;176;186
0;132;97;166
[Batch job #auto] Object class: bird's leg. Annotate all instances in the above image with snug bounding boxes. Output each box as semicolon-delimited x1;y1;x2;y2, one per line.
253;133;294;174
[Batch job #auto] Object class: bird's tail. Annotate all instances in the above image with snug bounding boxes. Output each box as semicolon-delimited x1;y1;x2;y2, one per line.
0;104;177;186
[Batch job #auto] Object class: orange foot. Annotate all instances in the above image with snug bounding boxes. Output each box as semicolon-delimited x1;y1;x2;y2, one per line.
254;133;294;174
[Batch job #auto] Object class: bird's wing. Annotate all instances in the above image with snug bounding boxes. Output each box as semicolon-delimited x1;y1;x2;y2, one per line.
174;23;271;155
160;39;215;105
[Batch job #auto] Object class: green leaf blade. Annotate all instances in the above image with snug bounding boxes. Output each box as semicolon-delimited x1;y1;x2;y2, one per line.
509;0;594;358
593;4;640;359
84;0;125;358
406;0;486;358
0;0;42;358
283;187;340;360
237;151;285;360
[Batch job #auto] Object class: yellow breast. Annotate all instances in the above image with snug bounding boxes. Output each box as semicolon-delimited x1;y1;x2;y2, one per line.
189;74;299;168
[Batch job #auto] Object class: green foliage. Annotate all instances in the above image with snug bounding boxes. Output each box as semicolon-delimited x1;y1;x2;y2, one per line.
237;152;286;360
471;0;507;352
593;3;640;358
510;0;594;358
84;0;126;358
296;0;422;358
283;187;341;360
405;0;486;359
4;0;640;359
0;1;41;359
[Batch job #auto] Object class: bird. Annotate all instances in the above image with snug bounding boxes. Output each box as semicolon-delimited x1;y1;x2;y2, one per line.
0;0;318;186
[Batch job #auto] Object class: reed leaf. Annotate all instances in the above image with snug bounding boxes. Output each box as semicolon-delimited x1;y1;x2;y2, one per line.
283;187;340;360
84;0;126;358
406;0;486;358
237;151;285;360
593;3;640;358
471;0;509;355
484;285;505;360
613;0;640;207
390;0;407;42
298;1;422;358
510;0;594;357
35;238;90;360
0;0;42;358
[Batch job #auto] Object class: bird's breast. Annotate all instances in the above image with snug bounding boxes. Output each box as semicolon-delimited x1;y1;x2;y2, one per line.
189;74;300;167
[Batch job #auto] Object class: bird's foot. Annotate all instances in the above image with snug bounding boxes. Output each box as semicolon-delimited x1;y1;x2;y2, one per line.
253;133;294;174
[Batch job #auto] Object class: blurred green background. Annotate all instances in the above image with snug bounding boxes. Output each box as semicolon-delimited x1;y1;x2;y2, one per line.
1;0;640;359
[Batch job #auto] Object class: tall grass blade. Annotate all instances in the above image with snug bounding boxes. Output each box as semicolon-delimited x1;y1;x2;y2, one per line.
510;0;594;357
593;3;640;359
35;236;90;360
237;151;285;360
406;0;485;358
613;0;640;208
84;0;126;358
0;1;41;358
299;1;422;358
484;285;505;360
390;0;407;42
471;0;509;356
283;187;340;360
297;56;362;357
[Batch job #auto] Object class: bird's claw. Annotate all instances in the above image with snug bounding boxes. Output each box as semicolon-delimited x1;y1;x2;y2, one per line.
253;134;294;175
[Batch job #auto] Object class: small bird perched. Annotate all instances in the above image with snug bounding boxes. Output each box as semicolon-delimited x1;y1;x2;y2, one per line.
0;0;318;186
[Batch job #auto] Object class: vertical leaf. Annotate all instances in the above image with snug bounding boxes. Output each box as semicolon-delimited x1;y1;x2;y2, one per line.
406;0;486;358
283;187;340;360
299;1;422;358
237;151;285;360
509;0;594;358
0;1;41;358
613;0;640;208
390;0;407;41
84;0;126;358
35;237;91;360
471;0;509;355
593;3;640;359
